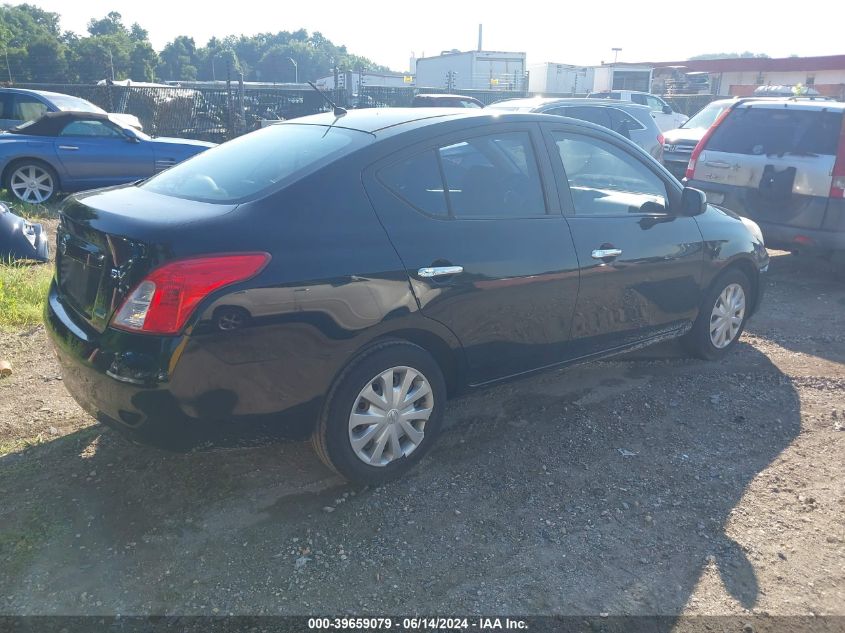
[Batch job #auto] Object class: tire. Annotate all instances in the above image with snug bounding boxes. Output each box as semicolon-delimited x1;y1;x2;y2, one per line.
312;340;446;485
682;268;751;361
5;160;59;204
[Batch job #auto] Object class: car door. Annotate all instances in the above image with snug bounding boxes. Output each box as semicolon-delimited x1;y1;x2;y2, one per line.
364;123;581;385
543;124;705;357
52;119;154;188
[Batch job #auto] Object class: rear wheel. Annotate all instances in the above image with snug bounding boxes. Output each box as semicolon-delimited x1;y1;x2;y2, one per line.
312;341;446;484
7;161;58;204
682;268;751;360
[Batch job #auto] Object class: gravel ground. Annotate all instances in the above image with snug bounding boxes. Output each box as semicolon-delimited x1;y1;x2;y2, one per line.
0;250;843;617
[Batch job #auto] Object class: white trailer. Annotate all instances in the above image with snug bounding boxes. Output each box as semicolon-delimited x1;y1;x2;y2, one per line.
592;65;654;93
415;50;527;90
528;63;594;94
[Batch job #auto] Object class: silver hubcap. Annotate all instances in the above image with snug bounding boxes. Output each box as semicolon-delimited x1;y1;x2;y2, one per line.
10;166;53;203
348;366;434;467
709;283;746;349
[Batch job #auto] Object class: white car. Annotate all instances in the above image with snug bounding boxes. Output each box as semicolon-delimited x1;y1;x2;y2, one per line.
590;90;689;132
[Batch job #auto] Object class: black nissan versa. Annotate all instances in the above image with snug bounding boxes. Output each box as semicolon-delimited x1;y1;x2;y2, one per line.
45;108;768;484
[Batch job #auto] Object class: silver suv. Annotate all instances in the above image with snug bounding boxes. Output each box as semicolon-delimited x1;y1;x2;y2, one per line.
488;97;664;160
686;99;845;261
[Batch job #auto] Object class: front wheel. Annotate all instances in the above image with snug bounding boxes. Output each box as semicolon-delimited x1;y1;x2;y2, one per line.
682;269;751;360
312;341;446;484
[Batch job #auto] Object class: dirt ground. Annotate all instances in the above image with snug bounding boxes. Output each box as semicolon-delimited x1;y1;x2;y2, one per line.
0;249;843;617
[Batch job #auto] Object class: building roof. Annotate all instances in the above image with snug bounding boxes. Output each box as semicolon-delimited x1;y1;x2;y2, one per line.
416;50;526;61
626;54;845;73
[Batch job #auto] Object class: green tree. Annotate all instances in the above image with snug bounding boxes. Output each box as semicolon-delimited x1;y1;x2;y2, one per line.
87;11;127;37
158;35;199;81
25;36;67;82
129;23;148;42
129;41;158;81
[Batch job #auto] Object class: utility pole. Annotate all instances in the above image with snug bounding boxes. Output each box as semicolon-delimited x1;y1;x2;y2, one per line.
612;47;622;64
288;57;298;84
4;47;12;83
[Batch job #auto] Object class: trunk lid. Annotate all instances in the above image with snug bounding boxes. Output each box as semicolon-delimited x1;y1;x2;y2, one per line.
694;105;842;229
56;185;238;332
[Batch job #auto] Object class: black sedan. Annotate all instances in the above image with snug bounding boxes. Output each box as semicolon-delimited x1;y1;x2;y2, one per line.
45;108;768;484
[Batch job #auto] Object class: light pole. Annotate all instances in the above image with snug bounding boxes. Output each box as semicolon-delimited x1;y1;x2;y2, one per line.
287;57;298;84
612;47;622;64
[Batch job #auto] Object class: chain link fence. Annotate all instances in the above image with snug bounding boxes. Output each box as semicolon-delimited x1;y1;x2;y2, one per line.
14;83;346;143
12;83;720;142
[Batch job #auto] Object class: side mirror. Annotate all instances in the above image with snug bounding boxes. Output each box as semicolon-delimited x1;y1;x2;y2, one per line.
123;128;141;143
680;187;707;216
662;105;673;115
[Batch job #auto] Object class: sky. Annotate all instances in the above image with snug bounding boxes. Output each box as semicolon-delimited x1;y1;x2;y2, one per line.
25;0;845;71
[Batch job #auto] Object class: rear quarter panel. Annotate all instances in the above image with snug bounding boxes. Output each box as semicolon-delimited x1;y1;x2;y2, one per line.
172;157;463;423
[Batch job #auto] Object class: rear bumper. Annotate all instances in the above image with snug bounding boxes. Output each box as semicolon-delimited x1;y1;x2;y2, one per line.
44;283;321;449
754;221;845;253
689;180;845;254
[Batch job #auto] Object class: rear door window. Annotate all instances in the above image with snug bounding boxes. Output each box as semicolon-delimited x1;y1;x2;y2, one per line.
13;95;48;121
379;131;547;219
0;94;13;119
438;132;546;217
708;108;842;156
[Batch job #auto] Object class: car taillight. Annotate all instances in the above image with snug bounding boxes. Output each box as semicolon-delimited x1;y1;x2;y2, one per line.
685;107;732;180
830;114;845;199
112;253;270;335
657;133;665;146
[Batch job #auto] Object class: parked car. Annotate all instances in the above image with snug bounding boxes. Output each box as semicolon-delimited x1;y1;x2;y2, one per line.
662;99;736;179
487;97;664;160
411;94;484;108
0;87;142;132
45;109;768;484
0;201;49;261
686;98;845;260
589;90;689;131
0;111;214;203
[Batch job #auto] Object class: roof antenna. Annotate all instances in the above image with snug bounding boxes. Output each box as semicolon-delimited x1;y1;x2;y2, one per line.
307;81;347;117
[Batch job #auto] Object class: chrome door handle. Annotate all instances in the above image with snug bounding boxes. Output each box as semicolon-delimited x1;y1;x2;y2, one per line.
58;145;79;151
704;160;733;169
591;248;622;260
418;266;463;278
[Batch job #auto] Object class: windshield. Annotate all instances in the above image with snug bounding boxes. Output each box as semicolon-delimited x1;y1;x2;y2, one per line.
48;94;106;114
141;123;372;203
682;101;731;130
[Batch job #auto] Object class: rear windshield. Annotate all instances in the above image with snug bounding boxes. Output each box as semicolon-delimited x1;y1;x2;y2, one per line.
141;123;372;203
49;94;105;113
707;107;842;156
